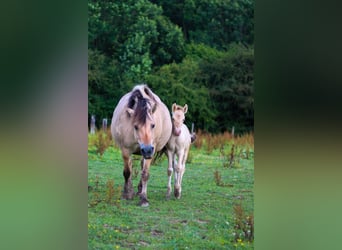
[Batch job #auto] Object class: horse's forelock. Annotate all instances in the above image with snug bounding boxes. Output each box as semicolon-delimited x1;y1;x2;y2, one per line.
128;87;156;126
132;97;153;125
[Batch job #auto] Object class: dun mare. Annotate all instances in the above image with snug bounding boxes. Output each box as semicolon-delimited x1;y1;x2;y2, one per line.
111;85;172;206
166;103;192;199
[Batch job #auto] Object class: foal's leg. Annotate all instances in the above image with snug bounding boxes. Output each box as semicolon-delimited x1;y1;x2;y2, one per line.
122;149;134;199
178;146;189;195
166;150;174;199
174;150;184;199
138;158;151;207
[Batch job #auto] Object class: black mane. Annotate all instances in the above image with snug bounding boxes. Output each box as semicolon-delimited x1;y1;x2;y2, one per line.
127;89;142;109
128;89;151;125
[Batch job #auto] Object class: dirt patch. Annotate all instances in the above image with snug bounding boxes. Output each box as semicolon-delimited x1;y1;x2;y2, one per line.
195;219;208;224
170;219;188;225
138;241;149;246
151;229;163;237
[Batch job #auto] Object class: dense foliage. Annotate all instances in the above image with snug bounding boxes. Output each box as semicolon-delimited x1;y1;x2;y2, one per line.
89;0;254;134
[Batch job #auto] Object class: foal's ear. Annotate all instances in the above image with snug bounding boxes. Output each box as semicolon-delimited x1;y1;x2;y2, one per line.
126;108;135;117
183;104;188;114
172;103;177;113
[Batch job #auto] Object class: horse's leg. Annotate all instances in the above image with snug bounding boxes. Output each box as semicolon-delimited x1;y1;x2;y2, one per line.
137;158;144;195
166;150;174;199
122;149;134;199
138;158;151;207
174;150;184;199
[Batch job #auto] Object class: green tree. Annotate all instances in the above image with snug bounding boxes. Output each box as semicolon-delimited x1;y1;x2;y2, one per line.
151;0;254;48
195;44;254;133
88;49;126;125
151;15;185;66
88;0;186;127
88;0;254;134
147;58;217;131
88;0;185;79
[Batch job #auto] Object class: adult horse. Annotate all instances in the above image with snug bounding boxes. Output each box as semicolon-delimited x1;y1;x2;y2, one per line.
111;84;172;206
166;103;192;199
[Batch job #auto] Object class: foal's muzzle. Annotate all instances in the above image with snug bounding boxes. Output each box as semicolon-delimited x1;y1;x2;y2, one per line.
140;144;154;159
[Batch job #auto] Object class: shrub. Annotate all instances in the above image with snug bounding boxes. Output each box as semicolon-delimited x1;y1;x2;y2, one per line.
214;170;234;187
93;129;112;156
221;132;254;168
88;176;121;208
232;204;254;243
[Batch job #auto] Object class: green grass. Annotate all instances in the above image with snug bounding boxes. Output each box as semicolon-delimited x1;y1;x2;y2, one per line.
88;142;254;249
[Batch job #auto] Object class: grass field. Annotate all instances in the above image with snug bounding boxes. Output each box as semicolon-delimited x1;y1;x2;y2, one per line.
88;133;254;249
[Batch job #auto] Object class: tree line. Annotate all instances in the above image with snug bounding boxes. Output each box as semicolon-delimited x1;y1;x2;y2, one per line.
89;0;254;134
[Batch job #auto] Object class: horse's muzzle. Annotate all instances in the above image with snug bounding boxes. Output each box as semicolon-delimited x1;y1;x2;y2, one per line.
140;144;154;159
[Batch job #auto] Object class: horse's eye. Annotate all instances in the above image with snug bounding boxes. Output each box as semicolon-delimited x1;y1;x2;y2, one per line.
134;125;138;130
151;124;155;129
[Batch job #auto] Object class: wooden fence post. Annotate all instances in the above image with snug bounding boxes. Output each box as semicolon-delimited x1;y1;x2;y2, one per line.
90;115;96;134
190;122;196;143
102;118;108;131
229;126;235;168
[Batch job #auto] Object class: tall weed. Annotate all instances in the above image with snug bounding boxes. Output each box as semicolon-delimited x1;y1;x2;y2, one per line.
232;204;254;243
221;132;254;168
92;129;112;156
88;177;121;208
193;130;233;153
214;170;234;187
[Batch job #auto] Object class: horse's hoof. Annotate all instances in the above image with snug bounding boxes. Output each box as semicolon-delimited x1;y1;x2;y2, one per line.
138;197;149;207
122;196;134;200
139;200;149;207
174;189;181;199
166;188;172;200
140;201;149;207
122;192;134;200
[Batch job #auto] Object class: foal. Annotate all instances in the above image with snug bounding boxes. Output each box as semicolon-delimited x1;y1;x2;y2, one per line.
166;103;192;199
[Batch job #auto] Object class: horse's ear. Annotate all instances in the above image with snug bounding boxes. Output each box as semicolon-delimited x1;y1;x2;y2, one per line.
183;104;188;114
144;85;152;97
142;85;157;113
172;103;177;113
126;108;134;117
151;101;157;113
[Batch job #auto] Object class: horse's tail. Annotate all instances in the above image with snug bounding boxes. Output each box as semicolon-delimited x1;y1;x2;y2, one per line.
190;122;196;143
190;132;197;143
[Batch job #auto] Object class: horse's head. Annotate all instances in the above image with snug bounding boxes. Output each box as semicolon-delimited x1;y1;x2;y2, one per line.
127;88;157;159
172;103;188;136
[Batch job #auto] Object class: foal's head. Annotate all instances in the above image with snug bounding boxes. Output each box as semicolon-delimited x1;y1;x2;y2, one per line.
171;103;188;136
